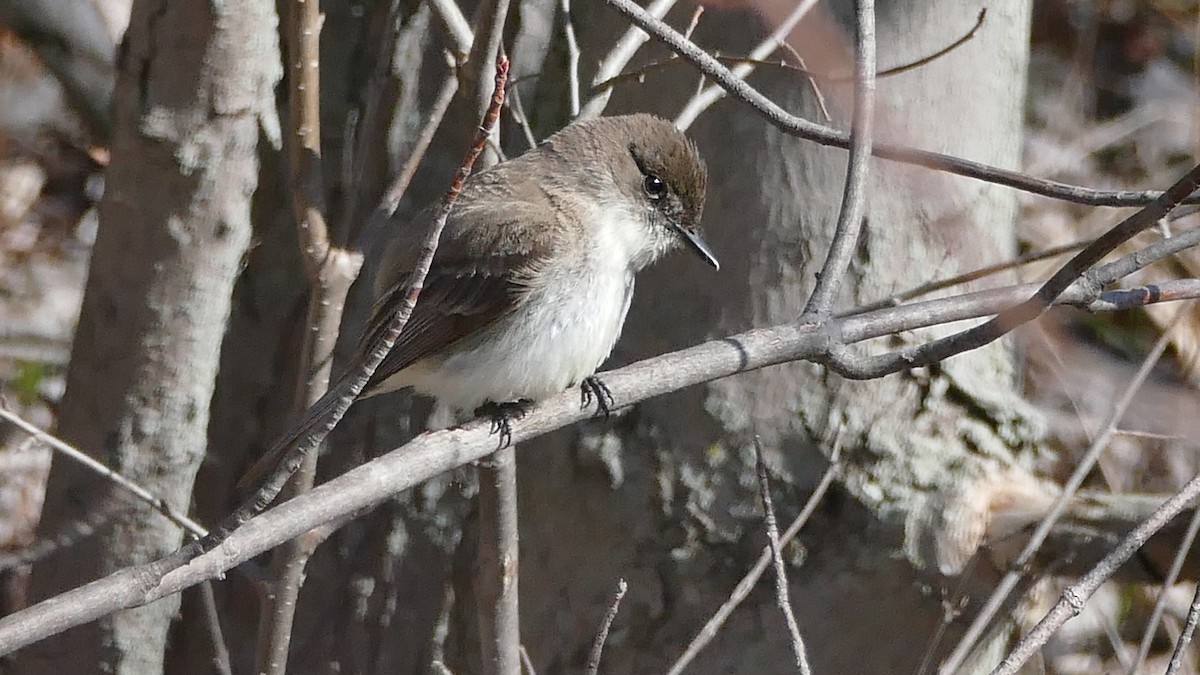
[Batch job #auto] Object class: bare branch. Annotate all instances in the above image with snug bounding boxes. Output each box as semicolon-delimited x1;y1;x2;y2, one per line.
944;307;1188;672
667;433;842;675
256;0;356;668
801;0;874;318
477;448;521;675
356;68;460;251
1166;581;1200;675
578;0;678;120
986;308;1191;675
754;438;812;675
826;162;1200;379
0;408;206;538
991;469;1200;675
585;578;627;675
560;0;580;117
603;0;1200;207
1131;507;1200;674
428;0;473;57
674;0;818;130
198;581;233;675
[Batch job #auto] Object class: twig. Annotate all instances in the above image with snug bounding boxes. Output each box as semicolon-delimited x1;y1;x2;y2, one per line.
585;578;627;675
754;438;812;675
991;469;1200;675
674;0;818;130
825;162;1200;380
198;581;233;675
800;0;874;318
428;0;473;57
560;0;580;118
477;448;521;675
848;240;1090;315
520;645;537;675
0;408;206;538
507;84;539;150
603;0;1200;207
255;0;357;669
667;433;843;675
355;68;460;251
1166;582;1200;675
593;9;985;95
578;0;678;120
1130;506;1200;674
466;0;511;168
940;307;1188;675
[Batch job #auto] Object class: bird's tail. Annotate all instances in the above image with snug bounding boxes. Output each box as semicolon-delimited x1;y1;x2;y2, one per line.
236;373;360;491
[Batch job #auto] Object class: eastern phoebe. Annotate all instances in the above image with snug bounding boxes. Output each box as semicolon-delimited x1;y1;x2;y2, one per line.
245;114;715;482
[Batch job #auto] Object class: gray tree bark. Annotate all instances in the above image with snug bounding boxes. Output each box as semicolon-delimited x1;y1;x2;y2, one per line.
14;0;280;672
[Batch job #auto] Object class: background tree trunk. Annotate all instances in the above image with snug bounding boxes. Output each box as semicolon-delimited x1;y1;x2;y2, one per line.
14;0;280;672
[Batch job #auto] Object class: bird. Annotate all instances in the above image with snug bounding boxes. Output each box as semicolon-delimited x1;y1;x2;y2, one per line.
242;113;716;485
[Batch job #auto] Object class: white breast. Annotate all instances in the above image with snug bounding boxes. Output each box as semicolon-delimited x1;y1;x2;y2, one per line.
390;208;645;410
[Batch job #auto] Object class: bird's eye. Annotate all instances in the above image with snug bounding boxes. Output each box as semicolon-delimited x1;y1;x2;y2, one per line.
643;174;668;200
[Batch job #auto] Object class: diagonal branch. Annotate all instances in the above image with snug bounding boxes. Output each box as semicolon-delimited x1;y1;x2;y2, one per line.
801;0;875;318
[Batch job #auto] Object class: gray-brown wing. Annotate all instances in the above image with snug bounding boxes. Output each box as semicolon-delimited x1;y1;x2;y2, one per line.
358;256;534;393
238;203;555;488
357;189;560;391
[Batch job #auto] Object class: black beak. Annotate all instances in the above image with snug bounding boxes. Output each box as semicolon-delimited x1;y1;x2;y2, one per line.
676;225;719;270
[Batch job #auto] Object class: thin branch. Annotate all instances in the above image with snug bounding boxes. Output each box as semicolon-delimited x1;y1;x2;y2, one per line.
593;9;985;95
991;469;1200;675
674;0;818;131
560;0;580;118
578;0;678;120
355;68;460;251
942;307;1188;674
1166;581;1200;675
603;0;1200;207
667;433;843;675
825;162;1200;380
428;0;473;57
477;448;521;675
256;0;352;669
848;239;1090;315
754;438;812;675
507;83;539;150
198;581;233;675
801;0;875;318
1130;506;1200;674
520;645;537;675
0;408;206;538
585;578;627;675
466;0;511;168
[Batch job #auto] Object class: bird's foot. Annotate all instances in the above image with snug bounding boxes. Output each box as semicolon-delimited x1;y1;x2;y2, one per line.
475;399;534;448
580;375;615;418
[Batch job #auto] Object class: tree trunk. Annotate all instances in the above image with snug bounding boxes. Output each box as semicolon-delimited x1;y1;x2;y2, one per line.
15;0;280;672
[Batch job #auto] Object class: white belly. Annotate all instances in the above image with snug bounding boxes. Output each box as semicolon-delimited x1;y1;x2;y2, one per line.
386;265;635;410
